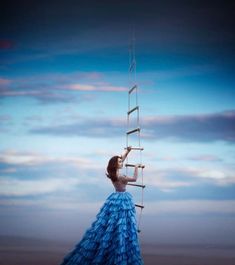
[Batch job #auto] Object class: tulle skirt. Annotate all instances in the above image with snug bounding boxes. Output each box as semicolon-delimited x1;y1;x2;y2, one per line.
59;191;144;265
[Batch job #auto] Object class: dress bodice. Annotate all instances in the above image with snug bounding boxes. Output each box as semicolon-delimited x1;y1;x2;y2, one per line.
112;175;128;192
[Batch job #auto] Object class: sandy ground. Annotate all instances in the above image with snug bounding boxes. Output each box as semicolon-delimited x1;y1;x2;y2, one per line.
1;236;235;265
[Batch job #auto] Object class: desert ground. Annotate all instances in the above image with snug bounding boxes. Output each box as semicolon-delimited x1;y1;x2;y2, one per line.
1;236;235;265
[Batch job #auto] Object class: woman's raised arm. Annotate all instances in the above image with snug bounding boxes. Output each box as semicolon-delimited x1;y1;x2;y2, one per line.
120;146;132;162
123;164;141;182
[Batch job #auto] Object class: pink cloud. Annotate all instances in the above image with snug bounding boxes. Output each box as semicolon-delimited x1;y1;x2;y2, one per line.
0;78;11;86
0;71;128;104
83;72;103;80
68;83;128;92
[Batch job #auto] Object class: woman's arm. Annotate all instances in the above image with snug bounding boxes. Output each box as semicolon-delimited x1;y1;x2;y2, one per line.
123;164;140;182
120;146;132;162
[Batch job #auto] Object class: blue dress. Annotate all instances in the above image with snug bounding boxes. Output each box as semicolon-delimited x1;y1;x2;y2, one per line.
59;188;144;265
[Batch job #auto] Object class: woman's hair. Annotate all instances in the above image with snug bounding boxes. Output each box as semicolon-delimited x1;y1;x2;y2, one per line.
106;155;121;182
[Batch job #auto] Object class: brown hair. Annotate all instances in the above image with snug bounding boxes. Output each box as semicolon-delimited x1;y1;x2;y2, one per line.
106;156;121;182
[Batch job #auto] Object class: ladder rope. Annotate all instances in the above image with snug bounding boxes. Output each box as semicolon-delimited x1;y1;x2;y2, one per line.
126;32;145;233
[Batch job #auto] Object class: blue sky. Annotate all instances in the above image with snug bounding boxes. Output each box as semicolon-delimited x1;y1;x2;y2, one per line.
0;0;235;244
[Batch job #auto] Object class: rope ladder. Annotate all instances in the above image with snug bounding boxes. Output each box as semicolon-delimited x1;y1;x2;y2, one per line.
125;35;145;233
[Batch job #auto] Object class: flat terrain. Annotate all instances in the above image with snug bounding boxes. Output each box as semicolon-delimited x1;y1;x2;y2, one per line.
1;236;235;265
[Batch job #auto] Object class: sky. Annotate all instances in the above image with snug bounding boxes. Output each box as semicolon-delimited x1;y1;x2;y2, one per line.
0;0;235;245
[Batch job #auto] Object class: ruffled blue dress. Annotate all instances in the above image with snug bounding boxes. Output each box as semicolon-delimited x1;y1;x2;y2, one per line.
59;177;144;265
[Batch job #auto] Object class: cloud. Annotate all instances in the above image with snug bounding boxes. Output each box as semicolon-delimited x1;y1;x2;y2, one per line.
0;148;234;203
0;72;127;104
196;169;235;186
142;110;235;143
0;88;79;104
0;150;103;185
0;78;11;86
145;165;235;192
0;150;108;198
0;114;13;133
0;114;11;122
144;200;235;215
30;110;235;143
145;167;196;192
0;176;81;196
0;150;92;167
0;151;46;166
187;155;222;162
68;84;127;92
0;195;103;211
30;117;125;138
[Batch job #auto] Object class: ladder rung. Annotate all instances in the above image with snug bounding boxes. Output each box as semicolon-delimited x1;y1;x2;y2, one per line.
135;204;144;209
126;127;140;135
125;163;145;169
125;147;144;151
127;183;146;188
129;61;136;72
129;85;137;94
127;106;139;115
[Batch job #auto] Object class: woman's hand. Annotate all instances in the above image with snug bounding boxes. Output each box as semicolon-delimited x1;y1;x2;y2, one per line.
121;146;132;162
127;146;132;152
135;164;145;168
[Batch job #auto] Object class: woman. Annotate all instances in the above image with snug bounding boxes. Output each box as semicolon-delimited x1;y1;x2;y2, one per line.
59;146;144;265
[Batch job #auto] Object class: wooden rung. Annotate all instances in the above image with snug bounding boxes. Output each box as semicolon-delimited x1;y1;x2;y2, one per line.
126;127;140;135
127;106;139;115
127;183;146;188
125;163;145;169
129;85;137;94
125;147;144;151
135;204;144;209
129;61;136;72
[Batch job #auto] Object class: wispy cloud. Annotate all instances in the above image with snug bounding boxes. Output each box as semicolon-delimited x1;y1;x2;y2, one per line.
144;200;235;215
145;167;197;192
0;114;12;122
187;154;222;162
0;78;11;86
0;195;103;211
30;110;235;143
0;89;78;104
146;165;235;191
196;168;235;186
0;149;234;204
0;150;91;167
30;117;125;138
0;114;13;133
0;74;80;104
142;110;235;143
0;72;127;104
0;150;107;198
0;176;80;196
68;84;127;92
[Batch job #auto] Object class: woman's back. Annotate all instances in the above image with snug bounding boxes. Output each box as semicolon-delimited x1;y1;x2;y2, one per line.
112;175;128;192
